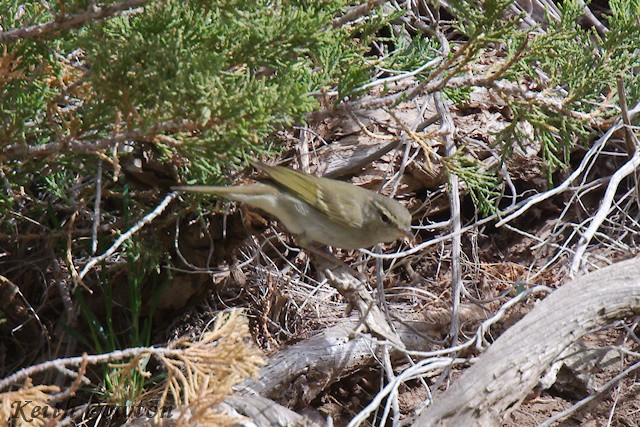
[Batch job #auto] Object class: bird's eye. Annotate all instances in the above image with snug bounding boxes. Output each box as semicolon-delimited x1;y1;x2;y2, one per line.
379;211;391;224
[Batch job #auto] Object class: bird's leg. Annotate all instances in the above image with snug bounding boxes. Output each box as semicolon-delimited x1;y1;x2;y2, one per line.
302;244;366;283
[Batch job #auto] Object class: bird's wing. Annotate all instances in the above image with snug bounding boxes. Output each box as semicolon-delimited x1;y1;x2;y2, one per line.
252;162;364;228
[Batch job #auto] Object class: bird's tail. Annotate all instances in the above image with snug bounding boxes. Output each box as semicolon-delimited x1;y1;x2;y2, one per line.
171;185;231;195
171;183;279;198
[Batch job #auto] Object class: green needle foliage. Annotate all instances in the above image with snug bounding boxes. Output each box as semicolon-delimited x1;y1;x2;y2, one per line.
444;0;640;192
0;0;389;250
1;0;639;405
1;0;640;422
443;154;502;216
1;0;381;183
81;1;334;159
0;1;395;395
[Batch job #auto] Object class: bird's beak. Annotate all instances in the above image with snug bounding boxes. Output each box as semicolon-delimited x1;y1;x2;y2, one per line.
401;227;414;242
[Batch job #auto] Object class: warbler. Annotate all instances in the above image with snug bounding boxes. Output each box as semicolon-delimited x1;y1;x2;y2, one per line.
172;162;412;249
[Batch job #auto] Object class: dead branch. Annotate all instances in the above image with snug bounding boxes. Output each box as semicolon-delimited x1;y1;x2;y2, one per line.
78;191;179;282
413;257;640;426
571;150;640;274
434;92;461;346
225;395;325;427
237;319;438;404
538;358;640;427
321;262;405;349
0;0;147;44
2;119;194;160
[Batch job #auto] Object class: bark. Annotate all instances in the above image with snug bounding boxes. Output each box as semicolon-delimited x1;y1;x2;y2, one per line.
413;257;640;426
234;304;485;406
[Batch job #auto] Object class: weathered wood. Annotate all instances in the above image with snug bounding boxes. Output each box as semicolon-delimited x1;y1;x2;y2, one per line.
322;264;406;349
413;257;640;426
225;395;324;427
237;319;440;404
233;303;485;408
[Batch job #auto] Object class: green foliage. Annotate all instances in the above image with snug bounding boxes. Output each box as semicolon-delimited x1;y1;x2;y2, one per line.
450;0;520;41
605;0;640;105
2;1;400;388
606;0;640;48
1;0;385;187
2;0;640;381
399;36;437;68
74;251;164;354
444;86;472;104
443;155;502;216
72;0;371;176
520;0;637;107
0;0;394;255
445;0;640;183
73;240;166;408
379;34;439;79
0;42;61;147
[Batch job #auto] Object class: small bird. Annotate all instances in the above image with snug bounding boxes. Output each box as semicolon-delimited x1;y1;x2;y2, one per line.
172;162;412;250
